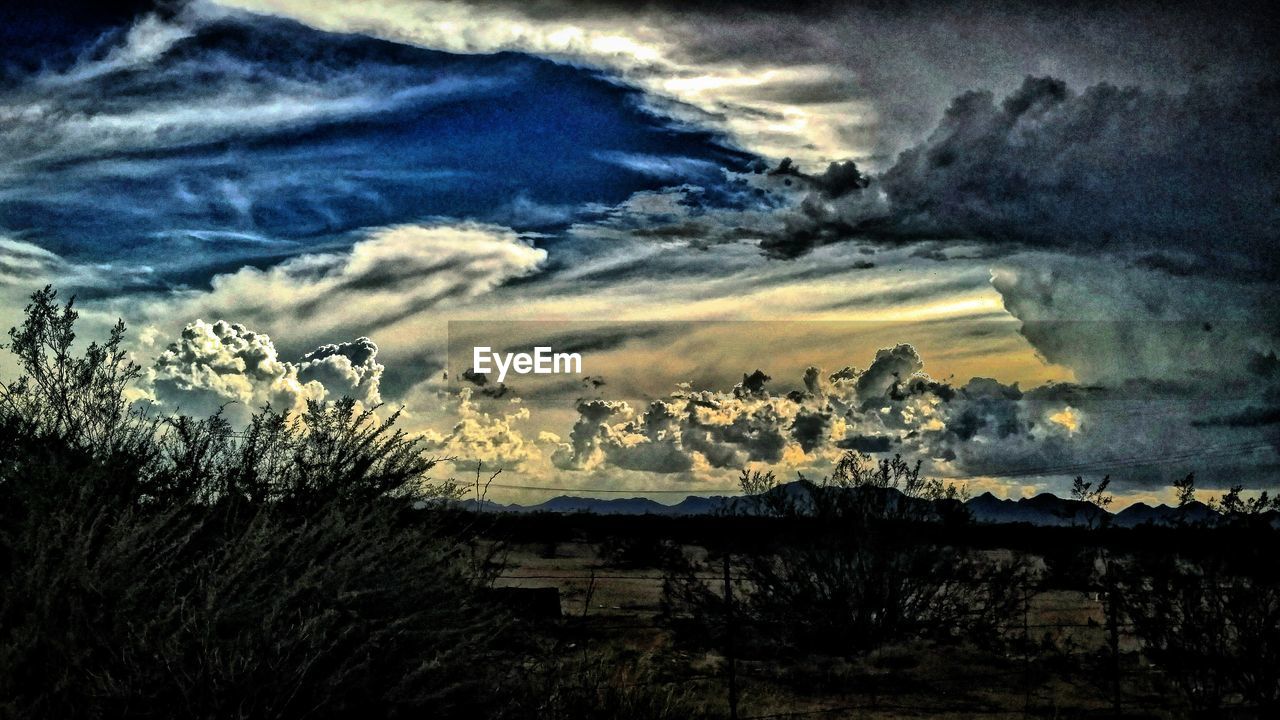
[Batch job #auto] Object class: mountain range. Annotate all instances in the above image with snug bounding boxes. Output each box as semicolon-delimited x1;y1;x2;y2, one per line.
455;481;1252;528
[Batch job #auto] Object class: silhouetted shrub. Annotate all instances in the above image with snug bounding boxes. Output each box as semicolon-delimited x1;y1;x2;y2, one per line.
0;288;512;719
1119;550;1280;716
664;452;1030;657
598;534;682;569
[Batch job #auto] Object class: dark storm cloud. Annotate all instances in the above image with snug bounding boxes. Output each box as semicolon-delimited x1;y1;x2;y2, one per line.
790;407;831;453
766;77;1280;274
460;368;491;387
943;378;1025;442
734;370;771;398
879;78;1280;274
739;70;1280;394
456;367;511;398
768;159;868;199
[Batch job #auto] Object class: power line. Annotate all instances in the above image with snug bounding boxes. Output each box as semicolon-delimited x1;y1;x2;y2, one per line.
952;439;1274;480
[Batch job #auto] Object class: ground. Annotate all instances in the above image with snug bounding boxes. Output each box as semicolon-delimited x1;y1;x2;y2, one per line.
491;539;1190;719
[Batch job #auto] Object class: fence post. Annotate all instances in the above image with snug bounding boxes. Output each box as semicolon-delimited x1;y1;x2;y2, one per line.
724;553;739;720
1106;582;1122;716
1023;583;1032;718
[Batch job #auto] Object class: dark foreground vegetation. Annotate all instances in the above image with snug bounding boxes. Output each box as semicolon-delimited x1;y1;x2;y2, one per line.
489;471;1279;718
2;287;1278;719
0;288;659;719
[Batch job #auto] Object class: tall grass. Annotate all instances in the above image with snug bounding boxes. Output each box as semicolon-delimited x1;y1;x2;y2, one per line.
0;288;507;719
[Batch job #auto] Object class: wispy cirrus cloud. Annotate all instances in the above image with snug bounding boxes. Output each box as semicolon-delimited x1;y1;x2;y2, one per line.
0;2;751;287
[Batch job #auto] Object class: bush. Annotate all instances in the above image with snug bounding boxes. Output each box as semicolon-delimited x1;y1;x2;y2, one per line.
0;501;510;719
664;452;1029;657
0;287;512;719
597;534;682;569
1119;550;1280;716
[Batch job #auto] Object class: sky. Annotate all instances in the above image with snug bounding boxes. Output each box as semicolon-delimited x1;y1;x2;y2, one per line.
2;0;1278;505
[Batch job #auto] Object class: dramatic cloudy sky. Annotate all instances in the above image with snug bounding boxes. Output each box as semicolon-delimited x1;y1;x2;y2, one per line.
2;0;1277;505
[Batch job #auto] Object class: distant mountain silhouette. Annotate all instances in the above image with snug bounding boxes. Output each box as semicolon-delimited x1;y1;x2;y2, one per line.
451;493;736;515
966;492;1108;527
667;494;732;515
460;480;1246;527
1111;500;1218;528
529;496;672;515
